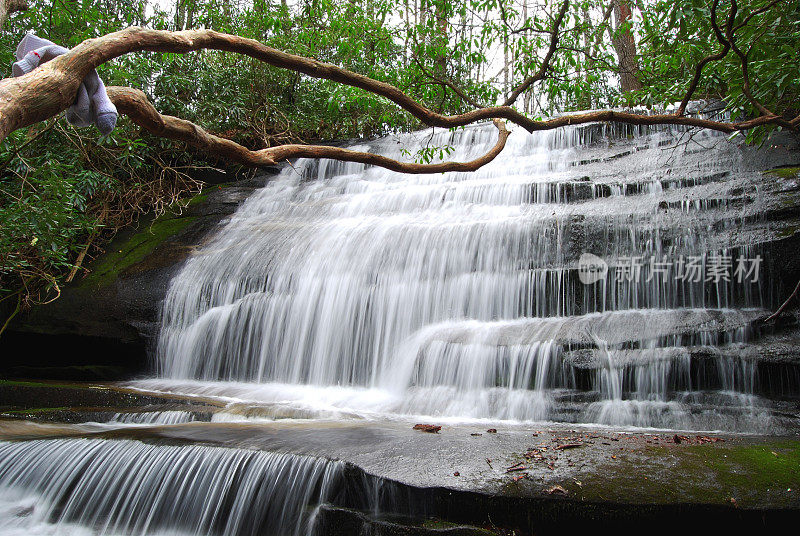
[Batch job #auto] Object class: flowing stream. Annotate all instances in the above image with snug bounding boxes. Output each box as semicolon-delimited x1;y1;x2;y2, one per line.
2;120;798;535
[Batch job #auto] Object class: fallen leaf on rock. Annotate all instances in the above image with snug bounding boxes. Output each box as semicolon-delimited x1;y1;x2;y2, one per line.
524;450;544;460
513;474;526;482
413;424;441;433
546;485;568;495
487;428;497;433
555;443;583;450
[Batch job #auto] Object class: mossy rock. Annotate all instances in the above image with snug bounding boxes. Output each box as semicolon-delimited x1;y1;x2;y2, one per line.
78;211;197;290
766;167;800;180
76;181;241;290
563;439;800;508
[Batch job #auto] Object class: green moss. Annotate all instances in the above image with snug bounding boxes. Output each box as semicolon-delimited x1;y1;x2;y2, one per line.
78;213;196;289
567;440;800;508
185;193;208;206
420;519;464;529
419;518;497;534
766;167;800;180
3;406;70;414
181;182;232;208
0;379;90;389
74;183;237;289
688;441;800;493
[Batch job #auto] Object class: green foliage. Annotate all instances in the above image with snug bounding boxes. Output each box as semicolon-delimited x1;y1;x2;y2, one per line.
635;0;800;144
0;124;98;298
0;0;797;314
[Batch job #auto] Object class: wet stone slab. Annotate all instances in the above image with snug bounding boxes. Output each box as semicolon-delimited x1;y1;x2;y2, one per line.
0;380;799;533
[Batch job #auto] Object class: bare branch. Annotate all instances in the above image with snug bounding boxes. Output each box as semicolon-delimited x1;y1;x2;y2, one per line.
728;36;779;119
733;0;785;32
502;0;571;107
765;278;800;322
677;0;730;116
410;55;486;109
707;0;790;127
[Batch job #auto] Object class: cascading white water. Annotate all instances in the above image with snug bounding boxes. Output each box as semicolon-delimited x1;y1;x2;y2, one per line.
149;121;773;430
108;410;197;424
0;439;342;536
0;119;792;536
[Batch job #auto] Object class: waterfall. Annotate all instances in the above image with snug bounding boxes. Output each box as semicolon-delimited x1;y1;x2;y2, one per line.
0;439;342;536
147;121;773;430
1;120;795;536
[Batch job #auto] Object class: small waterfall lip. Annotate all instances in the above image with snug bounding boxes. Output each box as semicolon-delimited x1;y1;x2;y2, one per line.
0;438;344;536
106;410;198;425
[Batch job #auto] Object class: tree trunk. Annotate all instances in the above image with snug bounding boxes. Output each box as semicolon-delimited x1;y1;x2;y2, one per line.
0;0;27;30
610;0;642;92
434;3;448;76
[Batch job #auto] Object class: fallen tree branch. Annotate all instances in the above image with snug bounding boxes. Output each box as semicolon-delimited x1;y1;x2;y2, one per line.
0;25;795;170
110;86;511;172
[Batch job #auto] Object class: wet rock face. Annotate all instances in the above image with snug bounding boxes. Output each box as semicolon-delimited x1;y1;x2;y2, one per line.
0;392;798;536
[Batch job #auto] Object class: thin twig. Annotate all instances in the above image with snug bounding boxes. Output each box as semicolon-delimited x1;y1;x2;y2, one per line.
764;279;800;322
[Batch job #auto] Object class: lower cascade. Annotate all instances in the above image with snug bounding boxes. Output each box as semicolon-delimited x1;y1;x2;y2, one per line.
2;121;799;534
0;439;342;536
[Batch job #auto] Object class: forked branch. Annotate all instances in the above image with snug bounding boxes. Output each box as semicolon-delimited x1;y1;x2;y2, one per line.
502;0;571;107
0;25;796;174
